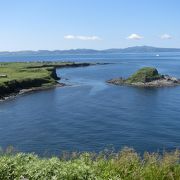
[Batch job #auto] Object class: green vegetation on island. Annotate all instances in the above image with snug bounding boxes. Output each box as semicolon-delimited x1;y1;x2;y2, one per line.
0;148;180;179
107;67;180;87
0;62;92;99
126;67;162;83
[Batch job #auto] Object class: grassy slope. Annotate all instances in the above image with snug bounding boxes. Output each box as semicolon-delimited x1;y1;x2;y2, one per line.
0;62;74;84
0;62;89;97
0;63;57;97
126;67;162;84
0;148;180;179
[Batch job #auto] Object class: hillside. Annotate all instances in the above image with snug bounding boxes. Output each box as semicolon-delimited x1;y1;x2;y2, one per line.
0;46;180;56
0;62;92;99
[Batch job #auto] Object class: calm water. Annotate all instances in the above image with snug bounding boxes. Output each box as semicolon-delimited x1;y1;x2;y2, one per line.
0;52;180;155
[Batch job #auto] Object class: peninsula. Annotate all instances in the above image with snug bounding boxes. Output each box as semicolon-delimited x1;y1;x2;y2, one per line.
107;67;180;87
0;61;96;100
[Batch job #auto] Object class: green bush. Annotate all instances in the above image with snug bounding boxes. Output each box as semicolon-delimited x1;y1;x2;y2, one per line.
0;148;179;179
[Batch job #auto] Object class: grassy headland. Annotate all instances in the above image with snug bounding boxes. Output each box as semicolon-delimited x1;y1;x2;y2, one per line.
0;62;92;99
0;148;180;179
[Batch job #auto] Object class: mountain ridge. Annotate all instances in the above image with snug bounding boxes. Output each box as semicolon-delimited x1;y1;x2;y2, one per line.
0;46;180;55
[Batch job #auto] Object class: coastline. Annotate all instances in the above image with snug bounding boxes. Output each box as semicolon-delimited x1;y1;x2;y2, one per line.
107;78;180;88
0;62;109;102
107;67;180;88
0;82;66;102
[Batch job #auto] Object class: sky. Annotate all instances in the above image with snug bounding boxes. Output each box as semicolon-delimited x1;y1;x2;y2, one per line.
0;0;179;51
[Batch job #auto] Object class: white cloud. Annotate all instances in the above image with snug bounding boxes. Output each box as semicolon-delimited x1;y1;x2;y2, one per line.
127;33;143;40
160;34;172;39
64;35;102;41
64;35;76;39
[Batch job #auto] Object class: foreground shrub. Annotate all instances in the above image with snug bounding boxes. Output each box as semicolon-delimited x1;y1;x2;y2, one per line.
0;148;179;179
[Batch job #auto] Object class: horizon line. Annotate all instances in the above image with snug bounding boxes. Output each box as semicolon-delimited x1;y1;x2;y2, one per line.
0;45;180;53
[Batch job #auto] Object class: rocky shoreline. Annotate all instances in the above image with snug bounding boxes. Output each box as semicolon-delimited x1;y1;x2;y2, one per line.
107;76;180;87
0;62;109;102
107;67;180;88
0;82;66;102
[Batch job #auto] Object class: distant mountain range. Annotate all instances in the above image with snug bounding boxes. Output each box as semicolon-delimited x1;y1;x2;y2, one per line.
0;46;180;55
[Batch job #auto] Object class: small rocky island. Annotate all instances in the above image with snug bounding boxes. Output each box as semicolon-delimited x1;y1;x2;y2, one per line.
107;67;180;87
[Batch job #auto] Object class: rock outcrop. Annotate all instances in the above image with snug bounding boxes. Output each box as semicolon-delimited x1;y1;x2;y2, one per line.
107;67;180;87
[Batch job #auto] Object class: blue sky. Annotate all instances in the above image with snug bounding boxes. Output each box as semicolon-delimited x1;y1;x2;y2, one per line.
0;0;179;51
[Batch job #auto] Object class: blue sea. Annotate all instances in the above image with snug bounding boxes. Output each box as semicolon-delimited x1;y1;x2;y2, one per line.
0;52;180;155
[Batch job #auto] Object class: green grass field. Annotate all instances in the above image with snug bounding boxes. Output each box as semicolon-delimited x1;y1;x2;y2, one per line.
0;62;61;97
0;62;76;84
0;62;91;98
0;147;180;179
0;64;53;83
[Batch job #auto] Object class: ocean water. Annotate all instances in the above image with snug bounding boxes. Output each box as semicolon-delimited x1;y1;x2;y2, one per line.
0;52;180;155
